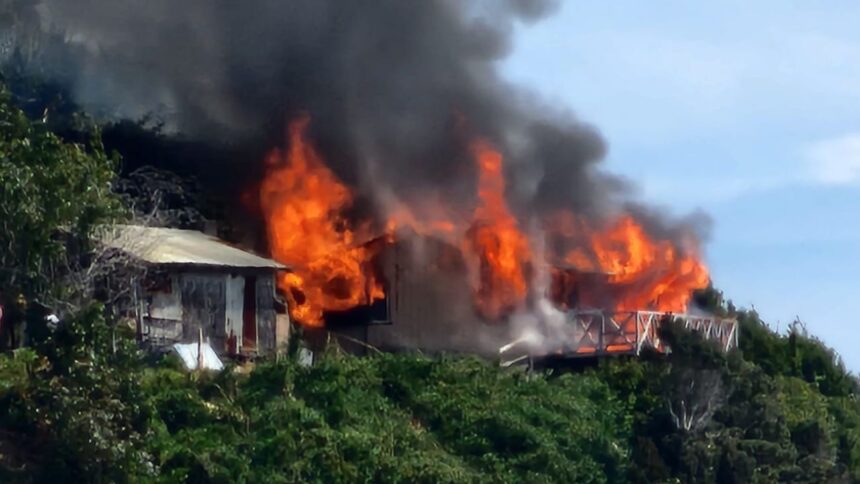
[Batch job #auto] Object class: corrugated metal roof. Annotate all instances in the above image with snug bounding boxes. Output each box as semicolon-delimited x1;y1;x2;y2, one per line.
100;225;287;269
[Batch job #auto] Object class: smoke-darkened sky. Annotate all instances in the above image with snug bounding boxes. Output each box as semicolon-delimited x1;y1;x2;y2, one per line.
6;0;707;254
14;2;590;214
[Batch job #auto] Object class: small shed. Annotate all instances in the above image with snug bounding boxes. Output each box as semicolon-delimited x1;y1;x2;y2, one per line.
101;225;289;356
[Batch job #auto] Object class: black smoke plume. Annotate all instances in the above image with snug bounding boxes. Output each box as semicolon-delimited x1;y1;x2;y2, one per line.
3;0;707;244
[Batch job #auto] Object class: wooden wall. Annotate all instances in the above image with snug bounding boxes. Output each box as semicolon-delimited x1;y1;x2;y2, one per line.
140;269;280;356
179;273;227;349
366;235;513;357
255;275;276;353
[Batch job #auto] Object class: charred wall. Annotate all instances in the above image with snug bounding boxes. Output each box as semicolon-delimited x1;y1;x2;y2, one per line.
364;234;513;357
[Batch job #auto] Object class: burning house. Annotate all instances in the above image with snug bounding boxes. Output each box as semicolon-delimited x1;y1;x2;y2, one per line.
15;2;738;361
257;120;737;360
101;225;290;356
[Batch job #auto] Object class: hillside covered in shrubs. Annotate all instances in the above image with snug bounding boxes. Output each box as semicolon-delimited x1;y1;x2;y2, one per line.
0;300;858;483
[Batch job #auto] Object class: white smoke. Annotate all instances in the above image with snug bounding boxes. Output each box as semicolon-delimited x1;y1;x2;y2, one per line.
501;224;578;358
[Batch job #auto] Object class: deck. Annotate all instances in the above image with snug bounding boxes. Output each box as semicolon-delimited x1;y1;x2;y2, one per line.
500;310;738;366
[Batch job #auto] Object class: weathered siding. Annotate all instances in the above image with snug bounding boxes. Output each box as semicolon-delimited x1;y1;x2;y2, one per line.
225;274;245;351
179;273;227;350
256;276;276;353
143;318;184;344
367;236;511;357
139;270;281;357
149;279;182;320
141;276;183;344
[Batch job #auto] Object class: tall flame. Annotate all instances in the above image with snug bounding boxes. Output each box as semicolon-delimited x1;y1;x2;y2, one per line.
259;116;383;326
464;140;532;320
260;115;709;328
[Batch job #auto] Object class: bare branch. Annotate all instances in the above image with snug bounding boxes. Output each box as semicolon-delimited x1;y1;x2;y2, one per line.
667;367;725;434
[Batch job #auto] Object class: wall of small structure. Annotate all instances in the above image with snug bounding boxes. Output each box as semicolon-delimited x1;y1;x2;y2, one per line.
139;269;280;355
255;275;277;352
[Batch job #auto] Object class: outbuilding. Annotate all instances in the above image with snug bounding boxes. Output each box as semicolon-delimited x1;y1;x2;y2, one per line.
100;225;289;356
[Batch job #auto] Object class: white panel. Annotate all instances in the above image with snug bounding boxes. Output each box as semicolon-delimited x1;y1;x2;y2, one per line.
225;275;245;349
149;289;182;320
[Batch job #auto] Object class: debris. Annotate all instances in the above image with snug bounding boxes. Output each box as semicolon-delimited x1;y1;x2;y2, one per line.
297;347;314;367
172;342;224;371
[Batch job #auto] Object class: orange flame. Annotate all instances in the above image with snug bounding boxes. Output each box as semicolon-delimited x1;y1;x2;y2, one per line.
259;116;383;326
464;140;532;320
551;212;708;313
259;116;708;329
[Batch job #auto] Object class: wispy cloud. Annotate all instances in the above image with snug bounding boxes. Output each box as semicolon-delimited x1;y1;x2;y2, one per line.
806;134;860;185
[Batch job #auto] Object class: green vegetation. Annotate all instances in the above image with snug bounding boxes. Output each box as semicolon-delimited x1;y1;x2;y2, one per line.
0;307;632;483
0;75;859;483
1;302;858;483
0;80;121;348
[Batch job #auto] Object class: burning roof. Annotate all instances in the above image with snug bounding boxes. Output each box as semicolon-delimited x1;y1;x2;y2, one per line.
258;117;709;330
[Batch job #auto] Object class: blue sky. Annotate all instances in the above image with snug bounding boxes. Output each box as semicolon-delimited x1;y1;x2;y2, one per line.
504;1;860;370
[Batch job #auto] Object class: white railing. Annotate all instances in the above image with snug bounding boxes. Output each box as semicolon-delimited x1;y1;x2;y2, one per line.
499;310;738;365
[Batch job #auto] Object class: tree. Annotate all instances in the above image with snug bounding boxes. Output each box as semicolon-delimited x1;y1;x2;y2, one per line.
0;83;121;348
666;366;724;433
115;165;204;229
659;318;728;434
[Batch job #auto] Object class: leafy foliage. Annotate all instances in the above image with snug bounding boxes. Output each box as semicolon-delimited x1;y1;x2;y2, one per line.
0;306;153;482
2;307;856;484
0;81;121;348
0;324;635;483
